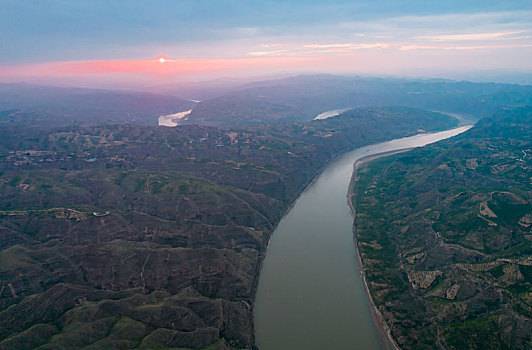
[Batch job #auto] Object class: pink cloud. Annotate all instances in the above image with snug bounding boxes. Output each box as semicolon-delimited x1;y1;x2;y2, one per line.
247;42;391;57
399;43;532;51
247;50;289;57
417;31;526;42
1;40;530;85
0;56;327;79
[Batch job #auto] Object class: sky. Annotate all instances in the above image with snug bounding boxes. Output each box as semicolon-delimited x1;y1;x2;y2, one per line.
1;0;531;86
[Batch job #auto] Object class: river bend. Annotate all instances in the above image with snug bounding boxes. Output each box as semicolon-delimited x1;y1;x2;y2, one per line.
254;126;471;349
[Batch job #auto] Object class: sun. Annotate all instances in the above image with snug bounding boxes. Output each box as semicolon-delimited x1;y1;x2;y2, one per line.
158;56;167;63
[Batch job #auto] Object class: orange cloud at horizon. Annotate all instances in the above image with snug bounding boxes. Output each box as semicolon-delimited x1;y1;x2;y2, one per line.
0;56;328;79
1;41;531;85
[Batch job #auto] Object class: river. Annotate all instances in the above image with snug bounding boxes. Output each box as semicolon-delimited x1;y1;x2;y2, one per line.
314;108;351;120
158;109;192;127
253;126;472;350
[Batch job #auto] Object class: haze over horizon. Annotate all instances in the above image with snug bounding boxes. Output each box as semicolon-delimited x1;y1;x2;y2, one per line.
1;0;532;88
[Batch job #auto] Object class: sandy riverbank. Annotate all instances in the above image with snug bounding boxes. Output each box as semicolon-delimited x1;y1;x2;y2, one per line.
347;149;412;350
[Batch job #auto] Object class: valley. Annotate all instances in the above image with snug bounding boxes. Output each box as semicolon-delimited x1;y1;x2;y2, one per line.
0;107;457;349
2;1;532;349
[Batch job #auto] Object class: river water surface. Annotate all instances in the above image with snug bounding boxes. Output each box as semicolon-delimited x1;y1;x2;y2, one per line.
254;126;471;350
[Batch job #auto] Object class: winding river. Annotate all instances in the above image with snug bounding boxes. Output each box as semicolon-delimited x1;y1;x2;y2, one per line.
254;126;472;350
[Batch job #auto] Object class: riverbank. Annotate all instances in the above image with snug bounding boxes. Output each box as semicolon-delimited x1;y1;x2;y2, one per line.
345;127;472;350
346;114;531;348
347;150;411;350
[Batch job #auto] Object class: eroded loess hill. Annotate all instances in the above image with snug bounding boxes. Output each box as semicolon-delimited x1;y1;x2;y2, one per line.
351;107;532;349
0;107;457;349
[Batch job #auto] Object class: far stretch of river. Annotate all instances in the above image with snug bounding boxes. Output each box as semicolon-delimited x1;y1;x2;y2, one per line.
254;126;472;350
314;108;351;120
158;109;192;127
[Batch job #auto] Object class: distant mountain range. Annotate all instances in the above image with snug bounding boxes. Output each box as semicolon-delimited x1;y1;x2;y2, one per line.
182;75;532;126
0;83;196;126
2;75;531;128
